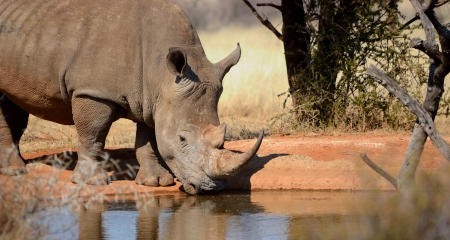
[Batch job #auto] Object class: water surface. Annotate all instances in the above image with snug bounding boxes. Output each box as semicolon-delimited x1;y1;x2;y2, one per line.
42;190;395;239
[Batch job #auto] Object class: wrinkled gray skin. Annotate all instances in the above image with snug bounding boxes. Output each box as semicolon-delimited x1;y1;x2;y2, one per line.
0;0;263;194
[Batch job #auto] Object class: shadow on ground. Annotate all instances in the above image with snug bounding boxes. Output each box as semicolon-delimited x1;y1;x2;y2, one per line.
26;148;140;181
26;149;287;188
226;153;289;189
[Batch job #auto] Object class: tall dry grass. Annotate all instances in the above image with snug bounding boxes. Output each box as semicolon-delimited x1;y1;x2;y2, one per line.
20;117;136;153
0;153;154;239
199;25;288;122
199;25;289;138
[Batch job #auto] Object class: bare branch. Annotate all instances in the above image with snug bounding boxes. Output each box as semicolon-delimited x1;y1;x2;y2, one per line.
256;3;281;10
413;0;450;15
395;0;450;32
410;38;443;62
360;153;398;189
400;15;419;30
241;0;283;41
435;0;450;8
410;0;436;44
399;0;450;30
366;65;450;161
427;12;450;39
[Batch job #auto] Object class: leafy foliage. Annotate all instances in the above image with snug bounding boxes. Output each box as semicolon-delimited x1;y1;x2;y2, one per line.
272;0;429;131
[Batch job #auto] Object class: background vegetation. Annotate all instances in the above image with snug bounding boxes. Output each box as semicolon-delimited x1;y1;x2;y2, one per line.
176;0;450;135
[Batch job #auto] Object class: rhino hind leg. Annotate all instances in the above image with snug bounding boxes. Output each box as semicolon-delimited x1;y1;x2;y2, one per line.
135;123;174;187
71;96;119;185
0;94;29;175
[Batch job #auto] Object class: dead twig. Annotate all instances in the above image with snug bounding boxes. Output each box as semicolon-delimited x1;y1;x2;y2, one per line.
360;153;398;189
241;0;283;41
399;15;419;30
256;3;281;10
435;0;450;8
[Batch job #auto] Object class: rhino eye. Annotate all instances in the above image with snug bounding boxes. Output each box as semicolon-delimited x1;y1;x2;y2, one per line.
179;135;188;148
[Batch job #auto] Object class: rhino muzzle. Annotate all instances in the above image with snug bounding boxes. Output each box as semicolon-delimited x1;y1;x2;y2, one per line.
174;124;264;195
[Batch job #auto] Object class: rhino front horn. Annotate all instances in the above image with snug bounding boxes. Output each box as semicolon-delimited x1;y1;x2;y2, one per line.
206;129;264;179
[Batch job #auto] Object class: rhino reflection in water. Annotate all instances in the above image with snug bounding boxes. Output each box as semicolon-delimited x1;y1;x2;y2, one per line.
74;195;266;239
0;0;263;194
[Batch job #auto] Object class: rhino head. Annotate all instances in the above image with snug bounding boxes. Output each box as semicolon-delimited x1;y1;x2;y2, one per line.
153;44;263;194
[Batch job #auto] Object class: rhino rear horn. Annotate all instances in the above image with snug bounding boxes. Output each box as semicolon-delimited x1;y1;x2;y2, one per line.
215;43;241;81
167;47;188;77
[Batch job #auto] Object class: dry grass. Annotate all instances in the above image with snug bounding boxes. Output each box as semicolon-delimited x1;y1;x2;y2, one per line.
199;25;289;138
199;25;288;122
20;117;136;153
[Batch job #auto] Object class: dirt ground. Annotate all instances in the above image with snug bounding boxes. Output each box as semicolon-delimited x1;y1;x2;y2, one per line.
4;132;449;197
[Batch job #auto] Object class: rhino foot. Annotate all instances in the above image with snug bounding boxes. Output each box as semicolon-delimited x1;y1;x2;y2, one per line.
0;156;28;175
0;150;28;176
0;166;29;175
135;166;174;187
70;167;110;185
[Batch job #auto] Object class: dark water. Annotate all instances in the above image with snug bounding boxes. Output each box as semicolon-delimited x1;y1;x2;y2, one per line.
40;190;395;240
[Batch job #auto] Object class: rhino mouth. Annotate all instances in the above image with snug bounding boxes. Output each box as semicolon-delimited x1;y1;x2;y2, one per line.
182;178;227;195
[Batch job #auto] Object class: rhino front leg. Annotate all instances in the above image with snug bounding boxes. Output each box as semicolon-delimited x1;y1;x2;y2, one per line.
71;96;118;185
0;94;29;175
135;123;174;187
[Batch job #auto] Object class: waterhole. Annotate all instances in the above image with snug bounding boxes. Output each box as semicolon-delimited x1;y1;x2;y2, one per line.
41;190;395;239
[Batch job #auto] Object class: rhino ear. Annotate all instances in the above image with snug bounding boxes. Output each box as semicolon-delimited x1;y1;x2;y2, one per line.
167;47;187;77
215;43;241;81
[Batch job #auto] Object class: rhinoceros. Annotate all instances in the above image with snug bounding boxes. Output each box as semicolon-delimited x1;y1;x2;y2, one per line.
0;0;263;194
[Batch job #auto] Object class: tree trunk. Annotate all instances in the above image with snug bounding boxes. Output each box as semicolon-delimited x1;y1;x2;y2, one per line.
315;1;358;122
280;0;310;108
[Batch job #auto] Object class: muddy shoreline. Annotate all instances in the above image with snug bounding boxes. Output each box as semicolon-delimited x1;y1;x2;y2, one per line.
3;132;448;198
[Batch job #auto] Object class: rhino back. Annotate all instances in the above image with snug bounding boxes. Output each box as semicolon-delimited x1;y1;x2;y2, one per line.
0;0;201;124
